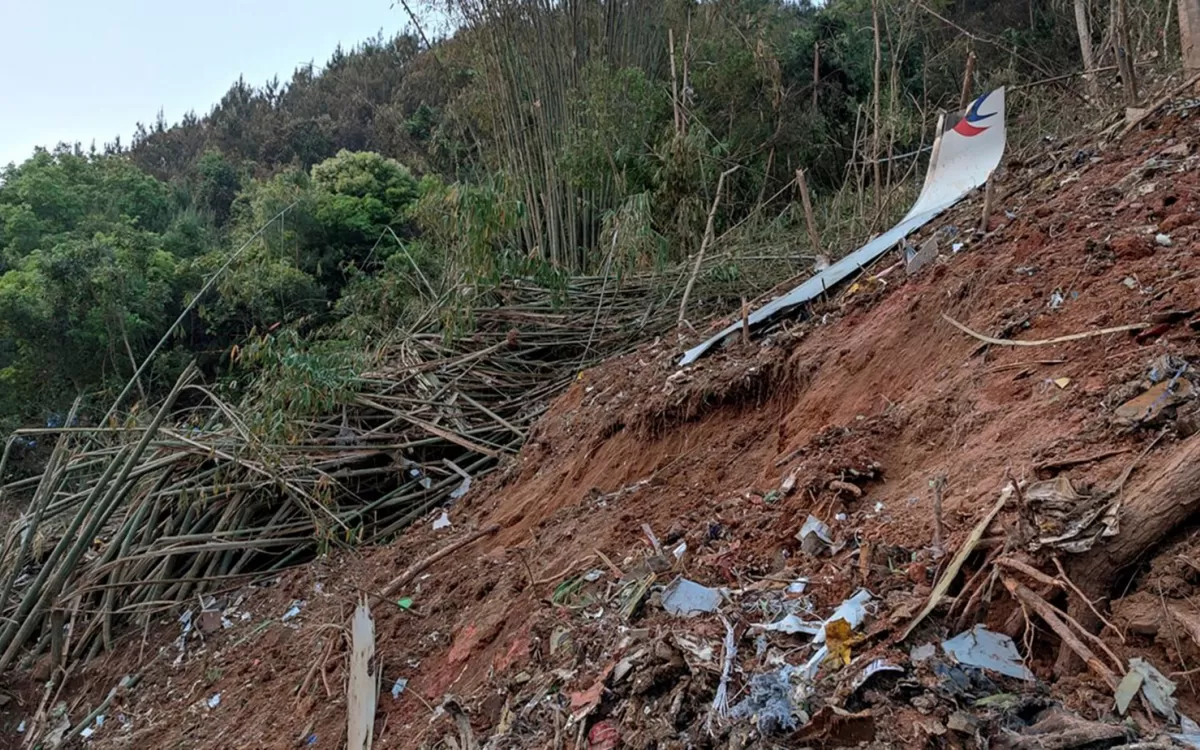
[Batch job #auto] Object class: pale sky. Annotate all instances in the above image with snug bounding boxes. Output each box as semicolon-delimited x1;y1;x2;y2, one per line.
0;0;440;168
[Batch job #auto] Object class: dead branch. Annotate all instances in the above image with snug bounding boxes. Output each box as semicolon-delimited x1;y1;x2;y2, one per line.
931;474;946;556
943;313;1149;347
1119;71;1200;139
958;50;976;111
1034;448;1133;473
795;168;822;259
901;484;1011;641
1052;557;1125;644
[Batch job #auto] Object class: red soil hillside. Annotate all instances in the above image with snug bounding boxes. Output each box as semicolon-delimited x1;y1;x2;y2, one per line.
12;103;1200;749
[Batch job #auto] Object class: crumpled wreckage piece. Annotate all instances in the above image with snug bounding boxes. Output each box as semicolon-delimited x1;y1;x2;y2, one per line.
1025;476;1118;554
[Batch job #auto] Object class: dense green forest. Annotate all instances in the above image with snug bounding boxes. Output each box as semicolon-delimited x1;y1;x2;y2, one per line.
0;0;1178;433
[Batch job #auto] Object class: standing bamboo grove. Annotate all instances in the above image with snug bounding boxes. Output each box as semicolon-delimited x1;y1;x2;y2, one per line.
432;0;668;270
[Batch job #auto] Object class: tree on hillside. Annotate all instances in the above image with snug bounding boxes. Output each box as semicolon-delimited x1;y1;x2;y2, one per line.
0;151;182;418
202;150;422;336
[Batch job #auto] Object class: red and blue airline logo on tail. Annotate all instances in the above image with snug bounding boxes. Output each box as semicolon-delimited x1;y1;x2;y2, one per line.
952;91;997;137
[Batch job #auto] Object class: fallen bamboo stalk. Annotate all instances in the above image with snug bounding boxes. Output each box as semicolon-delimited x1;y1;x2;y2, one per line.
796;168;822;260
380;524;502;599
0;410;77;612
1035;447;1133;472
0;264;721;670
0;447;130;667
679;166;739;328
65;649;162;741
103;203;299;424
1119;71;1200;139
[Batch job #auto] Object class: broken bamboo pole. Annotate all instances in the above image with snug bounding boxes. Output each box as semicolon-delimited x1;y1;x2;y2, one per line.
1119;71;1200;139
678;166;738;329
901;484;1011;641
871;0;883;216
796;168;822;262
381;524;501;599
669;28;681;137
958;51;976;111
978;178;995;234
811;41;820;110
1115;0;1139;106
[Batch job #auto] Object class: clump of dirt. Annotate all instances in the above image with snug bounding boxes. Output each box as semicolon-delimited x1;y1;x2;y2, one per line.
10;109;1200;749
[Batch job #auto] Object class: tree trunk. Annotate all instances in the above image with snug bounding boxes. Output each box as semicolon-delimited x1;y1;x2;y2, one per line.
1115;0;1138;106
812;41;820;110
1058;434;1200;672
1073;0;1099;100
1181;0;1200;75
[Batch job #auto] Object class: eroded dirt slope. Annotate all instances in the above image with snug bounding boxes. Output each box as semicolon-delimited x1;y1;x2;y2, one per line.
10;106;1200;749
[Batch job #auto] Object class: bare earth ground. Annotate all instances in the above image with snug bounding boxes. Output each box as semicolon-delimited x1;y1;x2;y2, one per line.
6;108;1200;749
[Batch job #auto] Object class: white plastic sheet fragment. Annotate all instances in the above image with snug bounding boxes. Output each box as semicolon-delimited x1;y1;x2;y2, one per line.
851;659;903;692
814;589;872;645
800;589;874;680
282;601;304;621
679;88;1007;366
81;715;105;739
797;515;835;556
942;624;1034;680
798;515;833;544
1114;669;1143;715
909;643;936;662
450;477;471;500
751;614;823;635
391;677;408;700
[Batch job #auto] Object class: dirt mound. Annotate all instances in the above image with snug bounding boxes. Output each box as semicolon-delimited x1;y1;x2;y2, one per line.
9;109;1200;749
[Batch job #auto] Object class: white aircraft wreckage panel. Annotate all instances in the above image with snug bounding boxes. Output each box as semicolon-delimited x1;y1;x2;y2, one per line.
679;87;1007;367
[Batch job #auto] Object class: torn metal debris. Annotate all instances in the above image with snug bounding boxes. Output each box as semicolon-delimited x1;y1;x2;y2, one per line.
679;88;1006;366
942;624;1034;681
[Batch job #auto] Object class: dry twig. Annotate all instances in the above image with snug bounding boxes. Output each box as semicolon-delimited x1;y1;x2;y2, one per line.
943;313;1149;347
